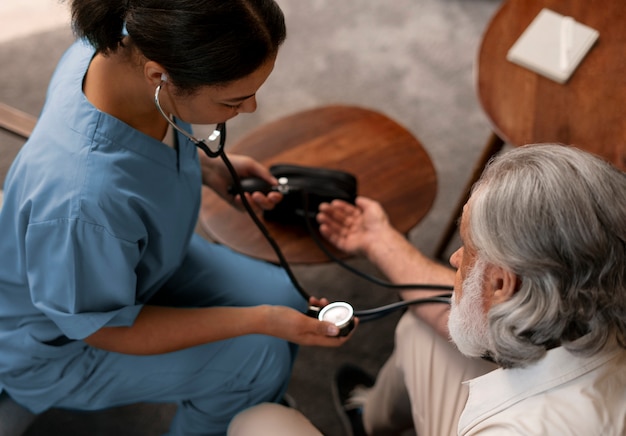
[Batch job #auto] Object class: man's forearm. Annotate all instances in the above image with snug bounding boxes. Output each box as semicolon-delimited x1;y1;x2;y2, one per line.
365;226;455;338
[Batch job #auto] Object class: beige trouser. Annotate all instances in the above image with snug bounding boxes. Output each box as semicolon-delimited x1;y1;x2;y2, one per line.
228;312;495;436
228;402;323;436
363;312;496;436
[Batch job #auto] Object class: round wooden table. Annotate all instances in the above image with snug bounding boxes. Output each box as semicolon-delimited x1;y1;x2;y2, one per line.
435;0;625;260
199;105;437;264
477;0;626;170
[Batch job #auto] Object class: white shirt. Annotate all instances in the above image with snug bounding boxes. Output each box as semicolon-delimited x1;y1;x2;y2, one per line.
459;341;626;435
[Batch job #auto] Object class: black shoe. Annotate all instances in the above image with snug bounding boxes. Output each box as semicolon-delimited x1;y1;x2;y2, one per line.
332;364;375;436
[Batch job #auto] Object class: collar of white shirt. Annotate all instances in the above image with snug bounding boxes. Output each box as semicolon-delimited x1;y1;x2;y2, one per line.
459;339;625;434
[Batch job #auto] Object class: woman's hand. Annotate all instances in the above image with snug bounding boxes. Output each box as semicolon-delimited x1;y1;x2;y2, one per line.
200;152;282;211
317;196;392;257
264;303;358;347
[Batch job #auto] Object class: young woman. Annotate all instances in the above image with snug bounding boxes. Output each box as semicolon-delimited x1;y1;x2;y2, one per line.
0;1;351;434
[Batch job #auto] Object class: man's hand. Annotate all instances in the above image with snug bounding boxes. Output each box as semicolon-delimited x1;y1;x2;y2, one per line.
317;196;391;257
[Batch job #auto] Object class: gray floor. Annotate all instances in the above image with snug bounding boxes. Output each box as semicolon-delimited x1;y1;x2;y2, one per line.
0;1;502;434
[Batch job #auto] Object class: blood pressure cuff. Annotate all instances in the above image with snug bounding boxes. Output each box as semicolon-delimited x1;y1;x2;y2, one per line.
264;164;357;224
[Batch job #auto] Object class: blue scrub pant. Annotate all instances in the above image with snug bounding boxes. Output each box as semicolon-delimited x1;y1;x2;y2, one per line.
43;236;308;435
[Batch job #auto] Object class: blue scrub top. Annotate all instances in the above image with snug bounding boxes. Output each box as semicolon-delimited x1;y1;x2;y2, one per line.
0;40;202;374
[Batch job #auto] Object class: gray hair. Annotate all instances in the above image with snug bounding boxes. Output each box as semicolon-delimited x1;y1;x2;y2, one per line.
468;144;626;368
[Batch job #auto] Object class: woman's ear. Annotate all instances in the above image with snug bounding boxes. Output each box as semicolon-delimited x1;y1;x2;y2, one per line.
486;263;519;306
144;61;167;87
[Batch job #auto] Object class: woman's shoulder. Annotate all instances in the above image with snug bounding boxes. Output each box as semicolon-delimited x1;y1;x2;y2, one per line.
47;39;94;93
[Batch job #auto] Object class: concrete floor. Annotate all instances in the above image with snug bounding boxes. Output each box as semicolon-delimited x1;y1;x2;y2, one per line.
0;0;69;44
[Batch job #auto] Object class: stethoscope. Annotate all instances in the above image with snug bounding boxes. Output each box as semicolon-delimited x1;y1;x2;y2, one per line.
155;78;226;158
155;80;452;333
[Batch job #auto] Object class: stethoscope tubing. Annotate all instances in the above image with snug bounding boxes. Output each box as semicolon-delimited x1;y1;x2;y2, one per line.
154;88;452;321
219;146;453;321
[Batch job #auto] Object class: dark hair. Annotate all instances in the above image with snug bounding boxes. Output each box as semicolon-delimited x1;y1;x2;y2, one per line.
70;0;286;91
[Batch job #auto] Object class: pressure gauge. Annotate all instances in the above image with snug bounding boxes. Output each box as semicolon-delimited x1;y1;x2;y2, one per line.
317;301;355;337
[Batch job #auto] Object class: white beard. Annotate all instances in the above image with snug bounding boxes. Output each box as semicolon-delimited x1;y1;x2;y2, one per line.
448;258;492;357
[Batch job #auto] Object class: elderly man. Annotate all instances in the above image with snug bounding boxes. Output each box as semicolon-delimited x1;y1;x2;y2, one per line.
228;144;626;436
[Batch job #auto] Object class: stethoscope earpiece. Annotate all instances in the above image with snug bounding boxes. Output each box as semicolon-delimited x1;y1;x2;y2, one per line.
154;80;225;157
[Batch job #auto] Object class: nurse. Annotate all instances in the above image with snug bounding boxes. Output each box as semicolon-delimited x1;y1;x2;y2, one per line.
0;1;352;435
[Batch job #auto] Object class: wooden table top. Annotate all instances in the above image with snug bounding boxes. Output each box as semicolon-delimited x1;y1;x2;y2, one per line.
477;0;625;170
199;105;437;264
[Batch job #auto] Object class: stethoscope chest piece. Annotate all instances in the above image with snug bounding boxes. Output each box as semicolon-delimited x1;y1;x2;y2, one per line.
317;301;355;337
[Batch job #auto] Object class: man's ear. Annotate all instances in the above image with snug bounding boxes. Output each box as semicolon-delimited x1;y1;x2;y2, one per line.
144;61;167;87
486;263;518;306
